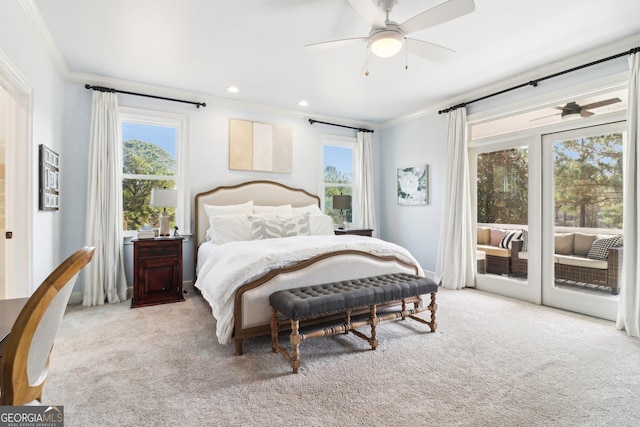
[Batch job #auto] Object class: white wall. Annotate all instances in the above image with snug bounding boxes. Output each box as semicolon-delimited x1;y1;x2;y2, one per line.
0;1;66;292
379;113;447;274
61;82;377;293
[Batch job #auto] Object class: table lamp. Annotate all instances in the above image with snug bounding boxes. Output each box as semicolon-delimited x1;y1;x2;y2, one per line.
333;194;351;230
151;188;178;236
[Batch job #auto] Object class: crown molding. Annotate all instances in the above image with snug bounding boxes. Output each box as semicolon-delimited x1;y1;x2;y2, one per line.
18;0;70;79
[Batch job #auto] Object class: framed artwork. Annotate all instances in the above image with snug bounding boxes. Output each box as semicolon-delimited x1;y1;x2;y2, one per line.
229;118;292;173
397;165;428;205
39;144;60;211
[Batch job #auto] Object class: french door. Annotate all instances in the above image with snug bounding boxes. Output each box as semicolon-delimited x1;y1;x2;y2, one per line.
541;122;624;320
471;122;624;320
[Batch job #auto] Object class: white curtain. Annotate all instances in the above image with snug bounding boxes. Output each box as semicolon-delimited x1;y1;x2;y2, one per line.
356;131;376;229
83;91;127;306
434;107;475;289
616;52;640;337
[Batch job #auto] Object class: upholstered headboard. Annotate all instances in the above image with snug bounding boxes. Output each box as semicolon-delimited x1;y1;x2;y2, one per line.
194;180;320;248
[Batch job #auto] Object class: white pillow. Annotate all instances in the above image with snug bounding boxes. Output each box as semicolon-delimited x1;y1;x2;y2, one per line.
204;200;253;218
209;215;252;244
309;214;335;236
253;204;293;216
248;213;310;240
292;204;323;216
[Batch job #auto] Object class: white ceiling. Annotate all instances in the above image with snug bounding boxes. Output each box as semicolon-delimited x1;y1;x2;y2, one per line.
32;0;640;124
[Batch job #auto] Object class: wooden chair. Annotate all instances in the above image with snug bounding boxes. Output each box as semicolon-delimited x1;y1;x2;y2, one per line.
0;246;95;405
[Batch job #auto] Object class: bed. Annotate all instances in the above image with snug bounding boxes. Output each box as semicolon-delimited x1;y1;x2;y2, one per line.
193;180;425;355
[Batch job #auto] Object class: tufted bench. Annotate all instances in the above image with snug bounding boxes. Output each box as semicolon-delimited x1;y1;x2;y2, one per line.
269;273;438;373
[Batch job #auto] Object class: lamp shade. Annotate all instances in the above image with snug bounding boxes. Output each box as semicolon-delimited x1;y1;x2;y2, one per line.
333;194;351;210
150;188;178;208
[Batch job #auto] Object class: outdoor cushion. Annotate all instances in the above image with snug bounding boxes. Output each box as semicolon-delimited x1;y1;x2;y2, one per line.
477;227;491;245
477;245;510;257
573;233;597;256
556;255;608;270
554;233;574;255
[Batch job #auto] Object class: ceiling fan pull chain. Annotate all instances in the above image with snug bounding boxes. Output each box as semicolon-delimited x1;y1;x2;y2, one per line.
405;39;408;70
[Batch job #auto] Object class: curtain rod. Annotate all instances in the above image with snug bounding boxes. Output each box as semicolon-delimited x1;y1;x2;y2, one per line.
438;46;640;115
308;119;374;133
84;84;206;108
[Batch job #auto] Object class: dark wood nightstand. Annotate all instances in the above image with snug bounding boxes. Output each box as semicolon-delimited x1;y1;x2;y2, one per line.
334;229;373;237
132;237;185;308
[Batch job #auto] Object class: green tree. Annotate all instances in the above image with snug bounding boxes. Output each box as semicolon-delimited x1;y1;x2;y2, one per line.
477;148;528;225
554;133;622;228
122;139;175;230
324;165;352;223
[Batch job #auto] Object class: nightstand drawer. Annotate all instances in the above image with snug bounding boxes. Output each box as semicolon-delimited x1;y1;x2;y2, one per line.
138;243;178;258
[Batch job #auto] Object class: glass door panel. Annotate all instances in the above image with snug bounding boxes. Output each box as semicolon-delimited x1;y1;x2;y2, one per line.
471;136;540;303
542;123;624;320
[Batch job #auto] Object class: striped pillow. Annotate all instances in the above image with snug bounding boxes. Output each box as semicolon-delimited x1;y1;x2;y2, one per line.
587;235;622;260
499;230;522;249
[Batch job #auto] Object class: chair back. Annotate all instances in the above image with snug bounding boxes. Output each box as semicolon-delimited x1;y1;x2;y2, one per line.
0;246;95;405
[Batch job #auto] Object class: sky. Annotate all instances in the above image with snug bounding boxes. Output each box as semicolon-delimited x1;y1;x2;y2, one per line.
324;145;352;179
122;122;176;159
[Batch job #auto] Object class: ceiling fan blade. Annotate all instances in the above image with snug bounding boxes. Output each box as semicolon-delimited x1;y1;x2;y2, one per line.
346;0;386;29
580;110;595;118
401;0;475;35
405;38;456;63
580;97;621;111
305;37;368;49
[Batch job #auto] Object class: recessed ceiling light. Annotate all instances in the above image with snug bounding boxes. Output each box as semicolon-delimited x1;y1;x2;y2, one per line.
298;100;309;107
227;86;239;93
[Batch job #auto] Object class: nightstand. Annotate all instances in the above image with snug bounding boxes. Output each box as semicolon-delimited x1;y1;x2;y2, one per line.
132;237;185;308
334;229;373;237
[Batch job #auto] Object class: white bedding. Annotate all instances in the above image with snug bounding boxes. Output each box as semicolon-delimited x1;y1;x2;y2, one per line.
194;235;424;344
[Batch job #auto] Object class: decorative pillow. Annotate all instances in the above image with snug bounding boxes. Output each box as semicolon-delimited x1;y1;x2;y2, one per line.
249;213;310;240
253;204;293;216
209;215;252;244
554;233;574;255
204;201;253;218
521;229;528;252
309;214;335;236
499;230;522;249
587;235;622;260
489;229;508;247
292;204;323;216
573;233;597;256
477;227;491;245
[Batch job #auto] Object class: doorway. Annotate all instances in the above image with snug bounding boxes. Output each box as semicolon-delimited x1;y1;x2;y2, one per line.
0;62;32;299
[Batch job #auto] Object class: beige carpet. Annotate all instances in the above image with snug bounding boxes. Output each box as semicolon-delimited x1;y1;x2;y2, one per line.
45;288;640;427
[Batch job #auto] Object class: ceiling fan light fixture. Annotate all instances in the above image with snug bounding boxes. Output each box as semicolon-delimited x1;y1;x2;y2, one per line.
561;111;581;121
370;30;404;58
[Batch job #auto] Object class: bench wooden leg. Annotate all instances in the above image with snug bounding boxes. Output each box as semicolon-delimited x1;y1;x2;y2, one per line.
290;319;302;374
429;292;438;332
369;305;378;350
270;308;279;353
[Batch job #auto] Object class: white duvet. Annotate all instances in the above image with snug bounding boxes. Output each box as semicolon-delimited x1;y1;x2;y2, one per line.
194;235;424;344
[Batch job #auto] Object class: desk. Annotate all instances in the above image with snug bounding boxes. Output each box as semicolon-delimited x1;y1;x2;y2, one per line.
0;297;29;357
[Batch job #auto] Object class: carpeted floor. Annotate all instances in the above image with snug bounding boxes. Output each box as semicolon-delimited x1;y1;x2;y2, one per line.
45;288;640;427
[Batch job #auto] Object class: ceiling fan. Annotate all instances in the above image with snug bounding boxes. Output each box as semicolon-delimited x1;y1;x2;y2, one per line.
534;98;622;121
306;0;475;62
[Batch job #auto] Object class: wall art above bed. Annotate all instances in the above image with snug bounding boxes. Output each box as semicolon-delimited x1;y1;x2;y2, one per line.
229;118;292;173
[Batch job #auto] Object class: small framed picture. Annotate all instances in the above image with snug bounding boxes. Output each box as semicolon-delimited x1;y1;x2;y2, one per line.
397;165;428;205
39;144;60;211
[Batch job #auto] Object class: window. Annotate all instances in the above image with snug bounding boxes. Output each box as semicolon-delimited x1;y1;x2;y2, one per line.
320;135;357;225
120;108;188;235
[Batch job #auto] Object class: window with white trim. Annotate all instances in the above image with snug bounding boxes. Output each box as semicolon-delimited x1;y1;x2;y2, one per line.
320;135;357;225
119;108;188;236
